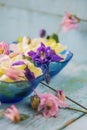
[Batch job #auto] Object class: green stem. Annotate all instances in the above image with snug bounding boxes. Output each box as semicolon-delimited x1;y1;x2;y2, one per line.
0;110;6;118
40;82;87;111
65;107;87;114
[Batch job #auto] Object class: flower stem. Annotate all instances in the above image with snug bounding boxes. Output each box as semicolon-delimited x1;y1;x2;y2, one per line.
79;18;87;22
0;110;6;119
40;82;87;111
65;107;87;114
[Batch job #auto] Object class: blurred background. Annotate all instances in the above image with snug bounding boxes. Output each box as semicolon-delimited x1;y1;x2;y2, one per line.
0;0;87;63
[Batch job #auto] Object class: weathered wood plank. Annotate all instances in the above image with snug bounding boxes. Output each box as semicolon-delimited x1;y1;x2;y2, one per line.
64;115;87;130
0;85;84;130
1;54;87;130
0;72;87;130
0;0;87;19
0;1;87;129
0;6;87;42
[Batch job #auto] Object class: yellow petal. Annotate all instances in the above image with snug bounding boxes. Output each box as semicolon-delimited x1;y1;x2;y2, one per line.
0;68;5;76
17;37;23;42
26;61;43;78
13;64;26;70
0;75;14;82
55;43;67;54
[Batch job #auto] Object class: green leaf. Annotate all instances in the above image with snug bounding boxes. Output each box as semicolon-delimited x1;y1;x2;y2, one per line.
46;35;50;39
20;113;29;121
46;33;59;43
51;33;59;43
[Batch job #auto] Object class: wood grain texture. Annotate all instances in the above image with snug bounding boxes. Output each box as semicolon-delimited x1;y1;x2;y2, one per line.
0;0;87;41
0;0;87;19
0;85;84;130
0;0;87;130
64;115;87;130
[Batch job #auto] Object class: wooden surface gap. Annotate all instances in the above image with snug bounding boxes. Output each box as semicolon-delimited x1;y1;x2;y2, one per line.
57;113;85;130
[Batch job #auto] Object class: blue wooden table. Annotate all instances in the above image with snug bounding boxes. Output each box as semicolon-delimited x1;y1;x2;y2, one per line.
0;0;87;129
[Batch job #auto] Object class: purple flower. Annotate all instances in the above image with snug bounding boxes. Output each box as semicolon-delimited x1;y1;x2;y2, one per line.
24;66;35;81
12;61;25;66
28;43;63;66
39;29;46;37
28;43;63;83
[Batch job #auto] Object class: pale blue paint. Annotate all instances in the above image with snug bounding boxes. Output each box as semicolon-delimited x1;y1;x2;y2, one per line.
0;0;87;130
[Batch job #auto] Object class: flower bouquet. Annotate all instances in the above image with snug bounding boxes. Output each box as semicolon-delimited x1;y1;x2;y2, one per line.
0;31;73;103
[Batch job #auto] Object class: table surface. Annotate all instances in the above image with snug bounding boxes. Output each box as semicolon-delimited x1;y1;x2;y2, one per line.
0;1;87;129
0;32;87;130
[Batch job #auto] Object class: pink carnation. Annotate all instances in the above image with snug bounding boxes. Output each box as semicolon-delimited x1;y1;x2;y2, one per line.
61;12;80;32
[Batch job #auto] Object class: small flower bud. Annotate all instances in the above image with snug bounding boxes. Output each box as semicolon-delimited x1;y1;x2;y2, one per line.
30;95;40;110
39;29;46;37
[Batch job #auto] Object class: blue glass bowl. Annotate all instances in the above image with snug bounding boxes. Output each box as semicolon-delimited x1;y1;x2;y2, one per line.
0;50;73;103
0;75;45;103
49;50;73;77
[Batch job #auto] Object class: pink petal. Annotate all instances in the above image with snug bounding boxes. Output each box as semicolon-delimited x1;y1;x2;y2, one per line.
9;44;19;53
4;112;14;122
59;101;69;108
4;105;20;123
10;105;20;115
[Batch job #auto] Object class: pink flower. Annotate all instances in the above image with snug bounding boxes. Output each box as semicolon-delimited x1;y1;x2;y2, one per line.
61;12;80;32
0;41;10;55
33;90;69;117
37;93;60;117
56;90;65;101
5;67;25;81
56;90;69;108
4;105;20;123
